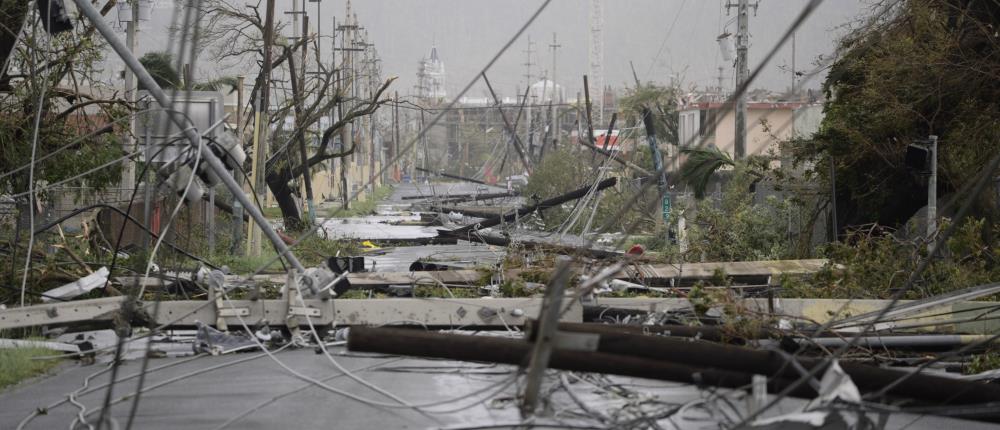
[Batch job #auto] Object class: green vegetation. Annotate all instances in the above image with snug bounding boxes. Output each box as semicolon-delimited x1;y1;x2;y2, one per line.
261;206;283;218
524;148;659;234
0;347;59;389
138;51;238;92
0;25;126;197
321;185;394;218
784;218;999;300
210;236;358;274
618;82;679;144
967;350;1000;375
799;0;1000;228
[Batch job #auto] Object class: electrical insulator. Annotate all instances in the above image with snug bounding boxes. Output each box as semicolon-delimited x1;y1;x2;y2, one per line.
214;133;247;171
162;164;205;203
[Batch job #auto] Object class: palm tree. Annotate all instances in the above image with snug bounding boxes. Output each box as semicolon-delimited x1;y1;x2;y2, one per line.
138;52;181;89
138;52;237;93
679;147;769;198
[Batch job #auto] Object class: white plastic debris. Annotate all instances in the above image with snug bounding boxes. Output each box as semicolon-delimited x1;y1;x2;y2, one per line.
42;267;109;302
809;360;862;407
750;360;862;428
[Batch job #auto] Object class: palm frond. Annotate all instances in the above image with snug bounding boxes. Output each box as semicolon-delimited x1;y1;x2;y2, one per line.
679;147;735;199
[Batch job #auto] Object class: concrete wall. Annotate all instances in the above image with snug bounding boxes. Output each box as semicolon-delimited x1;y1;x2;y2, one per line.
711;106;794;158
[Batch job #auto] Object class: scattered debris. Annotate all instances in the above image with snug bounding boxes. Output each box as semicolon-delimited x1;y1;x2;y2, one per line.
41;267;109;302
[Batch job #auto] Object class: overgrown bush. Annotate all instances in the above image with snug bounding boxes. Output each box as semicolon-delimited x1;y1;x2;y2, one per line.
784;218;999;299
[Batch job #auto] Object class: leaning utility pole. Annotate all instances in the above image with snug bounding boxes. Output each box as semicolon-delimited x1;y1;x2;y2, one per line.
727;0;756;160
643;107;669;229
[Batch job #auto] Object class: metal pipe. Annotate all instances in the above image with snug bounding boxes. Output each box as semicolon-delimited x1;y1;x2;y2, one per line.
72;0;305;272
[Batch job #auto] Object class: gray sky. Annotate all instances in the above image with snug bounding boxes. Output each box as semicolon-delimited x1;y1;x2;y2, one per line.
123;0;871;100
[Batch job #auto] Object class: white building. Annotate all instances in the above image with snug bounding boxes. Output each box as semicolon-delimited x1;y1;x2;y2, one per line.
528;79;563;103
416;46;446;101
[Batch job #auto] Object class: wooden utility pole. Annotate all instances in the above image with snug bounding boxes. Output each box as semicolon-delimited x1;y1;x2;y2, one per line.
393;91;400;180
582;75;597;152
232;75;245;255
248;0;276;256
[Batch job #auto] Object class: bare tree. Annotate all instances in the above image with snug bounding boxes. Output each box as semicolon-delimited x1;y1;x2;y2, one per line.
197;0;395;229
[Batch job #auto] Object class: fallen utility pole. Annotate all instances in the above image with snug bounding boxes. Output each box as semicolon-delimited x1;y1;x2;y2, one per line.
458;230;621;259
403;191;519;203
426;206;506;219
434;192;518;204
577;139;651;175
551;329;1000;406
445;177;618;236
348;326;814;398
348;326;1000;407
415;167;490;186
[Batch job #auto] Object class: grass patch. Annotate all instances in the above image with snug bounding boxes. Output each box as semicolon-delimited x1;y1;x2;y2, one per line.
261;206;283;218
0;347;59;389
211;236;359;274
322;185;394;218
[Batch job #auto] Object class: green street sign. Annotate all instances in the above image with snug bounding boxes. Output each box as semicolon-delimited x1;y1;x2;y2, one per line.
661;196;671;224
